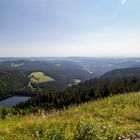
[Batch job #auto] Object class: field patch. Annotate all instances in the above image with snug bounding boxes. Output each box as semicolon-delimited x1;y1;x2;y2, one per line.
11;62;24;67
55;64;61;67
74;79;81;85
30;72;55;84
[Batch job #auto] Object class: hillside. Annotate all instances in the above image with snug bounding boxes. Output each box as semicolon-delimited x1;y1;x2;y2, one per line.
0;60;94;89
0;93;140;140
0;70;29;99
102;67;140;78
64;57;140;76
15;75;140;112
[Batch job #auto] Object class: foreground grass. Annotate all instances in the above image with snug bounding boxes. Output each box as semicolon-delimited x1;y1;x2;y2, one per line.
30;72;55;84
0;93;140;140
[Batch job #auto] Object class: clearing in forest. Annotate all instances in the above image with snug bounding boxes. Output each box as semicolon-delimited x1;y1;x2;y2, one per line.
30;72;54;84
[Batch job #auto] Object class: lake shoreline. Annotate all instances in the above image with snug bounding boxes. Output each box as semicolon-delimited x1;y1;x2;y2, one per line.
0;95;31;108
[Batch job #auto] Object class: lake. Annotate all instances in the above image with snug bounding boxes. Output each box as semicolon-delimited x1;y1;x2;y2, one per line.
0;96;30;108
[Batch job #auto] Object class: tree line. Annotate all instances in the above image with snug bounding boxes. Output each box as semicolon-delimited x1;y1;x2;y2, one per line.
16;77;140;113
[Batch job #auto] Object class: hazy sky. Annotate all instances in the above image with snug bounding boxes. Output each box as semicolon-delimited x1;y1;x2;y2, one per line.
0;0;140;57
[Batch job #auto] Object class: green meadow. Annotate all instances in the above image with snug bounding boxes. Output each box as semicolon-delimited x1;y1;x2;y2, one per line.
0;93;140;140
30;72;55;84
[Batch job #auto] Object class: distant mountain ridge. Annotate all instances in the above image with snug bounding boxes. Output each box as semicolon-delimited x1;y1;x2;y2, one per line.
0;60;94;89
102;67;140;78
1;57;140;76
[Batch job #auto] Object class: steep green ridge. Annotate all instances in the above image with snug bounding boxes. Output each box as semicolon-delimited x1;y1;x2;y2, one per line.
0;93;140;140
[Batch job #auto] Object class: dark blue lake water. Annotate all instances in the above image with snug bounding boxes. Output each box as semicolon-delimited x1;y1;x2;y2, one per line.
0;96;30;108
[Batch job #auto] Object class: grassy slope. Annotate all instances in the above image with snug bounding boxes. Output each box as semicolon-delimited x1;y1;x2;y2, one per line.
30;72;55;84
0;93;140;140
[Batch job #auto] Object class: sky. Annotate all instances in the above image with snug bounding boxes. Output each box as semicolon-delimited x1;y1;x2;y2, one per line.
0;0;140;57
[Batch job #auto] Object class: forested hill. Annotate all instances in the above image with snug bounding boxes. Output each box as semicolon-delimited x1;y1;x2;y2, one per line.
0;60;94;89
102;67;140;78
0;70;29;99
16;76;140;112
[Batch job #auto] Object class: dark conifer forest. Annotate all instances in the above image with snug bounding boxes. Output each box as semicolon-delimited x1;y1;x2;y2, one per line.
0;70;29;99
16;76;140;113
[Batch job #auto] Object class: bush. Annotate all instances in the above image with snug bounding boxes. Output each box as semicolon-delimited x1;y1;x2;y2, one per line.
74;118;121;140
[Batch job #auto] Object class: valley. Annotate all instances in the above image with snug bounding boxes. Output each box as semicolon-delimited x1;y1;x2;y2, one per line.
1;0;140;139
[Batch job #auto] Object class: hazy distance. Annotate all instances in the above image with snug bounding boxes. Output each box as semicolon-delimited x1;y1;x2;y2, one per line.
0;0;140;57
